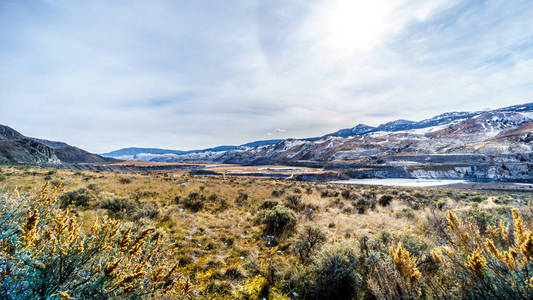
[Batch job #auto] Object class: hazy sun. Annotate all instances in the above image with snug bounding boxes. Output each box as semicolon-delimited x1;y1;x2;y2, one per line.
303;0;403;60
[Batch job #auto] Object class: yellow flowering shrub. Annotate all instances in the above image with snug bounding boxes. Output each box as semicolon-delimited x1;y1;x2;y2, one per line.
0;183;187;299
238;275;268;300
442;209;533;298
390;242;421;284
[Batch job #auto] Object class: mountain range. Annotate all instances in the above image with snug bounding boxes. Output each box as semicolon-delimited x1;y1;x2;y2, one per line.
103;102;533;162
2;101;532;181
100;101;533;181
100;139;284;161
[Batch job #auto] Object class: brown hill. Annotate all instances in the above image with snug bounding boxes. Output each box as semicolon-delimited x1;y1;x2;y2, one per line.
0;124;117;165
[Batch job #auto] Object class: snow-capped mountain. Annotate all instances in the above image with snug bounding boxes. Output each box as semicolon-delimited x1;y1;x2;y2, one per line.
101;101;533;181
322;124;376;138
101;102;533;180
101;140;282;161
151;102;531;163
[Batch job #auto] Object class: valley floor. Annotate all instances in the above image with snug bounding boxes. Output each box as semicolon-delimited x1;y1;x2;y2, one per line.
1;165;533;299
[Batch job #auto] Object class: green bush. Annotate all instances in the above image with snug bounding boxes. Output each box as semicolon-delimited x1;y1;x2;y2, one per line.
341;189;351;199
216;197;229;211
208;193;218;202
394;208;416;219
379;194;393;207
134;202;160;219
259;200;278;210
223;267;244;280
321;189;339;198
304;244;362;299
86;183;100;191
235;190;249;206
179;191;205;212
262;206;297;238
100;196;138;219
133;190;159;200
355;199;370;214
271;189;285;197
59;188;96;208
284;194;302;211
294;225;327;262
118;177;132;184
469;195;485;203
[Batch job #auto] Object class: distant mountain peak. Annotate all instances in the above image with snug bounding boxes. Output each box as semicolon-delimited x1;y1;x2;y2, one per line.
323;123;375;138
0;124;25;141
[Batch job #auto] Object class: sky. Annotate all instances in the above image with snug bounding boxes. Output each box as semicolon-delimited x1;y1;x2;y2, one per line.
1;0;532;153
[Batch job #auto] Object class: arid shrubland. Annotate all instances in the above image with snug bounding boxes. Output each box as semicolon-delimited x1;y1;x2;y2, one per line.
0;183;187;299
2;167;533;299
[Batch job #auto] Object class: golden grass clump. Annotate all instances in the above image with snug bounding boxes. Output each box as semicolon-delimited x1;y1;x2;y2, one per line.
104;258;121;277
446;210;460;232
465;248;486;278
485;238;503;260
118;227;131;252
390;242;421;284
520;232;533;261
513;208;527;246
19;209;40;248
57;291;73;299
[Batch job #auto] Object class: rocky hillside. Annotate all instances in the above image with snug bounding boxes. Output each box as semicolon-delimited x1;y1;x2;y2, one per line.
114;102;533;181
0;125;116;165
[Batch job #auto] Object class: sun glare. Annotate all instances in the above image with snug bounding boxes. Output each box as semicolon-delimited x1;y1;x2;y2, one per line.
307;0;400;60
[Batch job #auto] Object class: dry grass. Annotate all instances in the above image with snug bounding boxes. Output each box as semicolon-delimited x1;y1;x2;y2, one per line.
1;165;532;298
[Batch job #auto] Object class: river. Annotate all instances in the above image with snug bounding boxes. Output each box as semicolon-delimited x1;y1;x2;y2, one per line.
330;178;467;187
